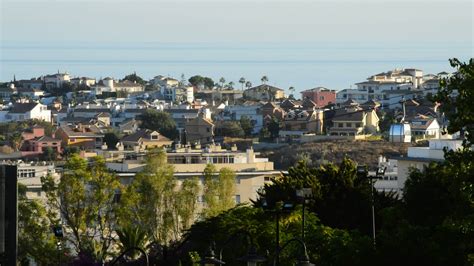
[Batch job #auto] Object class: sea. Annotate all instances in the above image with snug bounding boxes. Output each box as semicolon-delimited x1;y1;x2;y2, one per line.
0;41;471;93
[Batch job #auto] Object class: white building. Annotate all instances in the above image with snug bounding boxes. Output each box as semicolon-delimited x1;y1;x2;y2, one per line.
0;102;51;122
8;161;59;201
90;78;144;96
43;72;71;89
219;104;263;134
70;77;96;87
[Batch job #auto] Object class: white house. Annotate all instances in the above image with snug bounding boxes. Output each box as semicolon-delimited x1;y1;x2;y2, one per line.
90;78;144;96
219;104;263;134
3;102;51;122
43;72;71;89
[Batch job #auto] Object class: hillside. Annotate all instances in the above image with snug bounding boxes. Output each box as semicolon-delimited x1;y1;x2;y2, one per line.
258;140;412;170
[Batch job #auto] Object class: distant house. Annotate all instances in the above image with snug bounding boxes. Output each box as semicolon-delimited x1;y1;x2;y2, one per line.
409;118;440;140
280;109;324;136
0;85;16;100
70;77;96;87
43;73;71;89
118;118;139;135
261;101;284;120
300;87;336;108
21;126;61;157
122;129;173;152
329;107;379;136
90;78;144;96
55;124;104;150
185;114;215;145
4;102;51;122
17;79;43;90
17;88;44;99
280;99;299;111
244;84;285;101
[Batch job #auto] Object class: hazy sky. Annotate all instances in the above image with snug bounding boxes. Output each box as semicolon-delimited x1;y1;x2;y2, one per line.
1;0;472;45
0;0;472;89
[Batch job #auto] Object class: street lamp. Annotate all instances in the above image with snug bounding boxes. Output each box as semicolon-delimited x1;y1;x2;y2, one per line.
357;164;386;247
296;188;313;242
274;237;315;266
262;199;295;266
198;245;225;266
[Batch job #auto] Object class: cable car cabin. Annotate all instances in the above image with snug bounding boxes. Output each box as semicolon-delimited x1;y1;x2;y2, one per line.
389;123;411;143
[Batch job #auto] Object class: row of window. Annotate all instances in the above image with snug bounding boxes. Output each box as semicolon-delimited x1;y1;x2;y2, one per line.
336;122;362;128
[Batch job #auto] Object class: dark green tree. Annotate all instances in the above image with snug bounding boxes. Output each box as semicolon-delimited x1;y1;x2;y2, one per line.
122;72;146;85
217;121;244;138
104;132;119;149
139;109;178;140
267;117;280;139
239;116;253;137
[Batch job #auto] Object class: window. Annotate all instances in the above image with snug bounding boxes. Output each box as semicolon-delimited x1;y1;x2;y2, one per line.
151;135;158;140
236;177;240;184
319;96;325;100
338;123;343;128
346;123;352;127
264;176;271;181
235;195;241;204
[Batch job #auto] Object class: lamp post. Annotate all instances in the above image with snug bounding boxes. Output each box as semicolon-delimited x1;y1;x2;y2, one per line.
263;199;295;266
198;245;226;266
296;188;313;242
274;237;315;266
357;165;386;247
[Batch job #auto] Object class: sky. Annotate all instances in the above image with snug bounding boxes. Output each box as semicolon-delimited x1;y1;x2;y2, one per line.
0;0;472;90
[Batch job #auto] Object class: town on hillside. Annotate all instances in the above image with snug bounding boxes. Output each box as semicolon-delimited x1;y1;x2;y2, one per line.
0;64;471;265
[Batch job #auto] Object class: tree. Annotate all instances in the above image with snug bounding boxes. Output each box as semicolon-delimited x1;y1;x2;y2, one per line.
189;75;215;89
42;155;123;263
219;77;226;89
41;147;57;161
139;109;178;140
202;165;236;218
239;116;253;137
104;132;120;149
17;184;59;265
116;225;150;259
216;168;236;211
227;81;235;90
217;121;244;138
267;117;280;139
289;86;295;99
261;75;268;84
122;72;146;85
239;77;246;90
9;132;22;151
245;81;252;90
433;58;474;146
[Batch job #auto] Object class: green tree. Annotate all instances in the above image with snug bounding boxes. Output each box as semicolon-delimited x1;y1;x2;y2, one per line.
42;155;123;262
104;132;119;149
139;109;178;140
219;77;226;89
261;75;268;84
433;58;474;145
239;116;253;137
217;121;244;138
202;165;236;218
41;147;57;161
116;225;150;259
9;132;22;151
267;117;280;139
17;184;59;265
238;77;246;90
122;72;146;85
245;81;252;90
202;164;219;218
120;150;181;245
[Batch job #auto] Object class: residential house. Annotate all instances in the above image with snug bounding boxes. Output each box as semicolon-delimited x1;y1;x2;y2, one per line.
118;118;139;135
16;88;44;99
43;72;71;89
70;77;96;87
279;109;324;140
244;84;285;101
2;102;51;122
0;84;16;100
90;78;144;96
17;79;43;90
409;117;440;140
121;129;173;152
328;107;379;136
55;124;104;150
20;126;61;157
300;87;336;108
185;114;215;145
261;101;284;121
218;103;263;134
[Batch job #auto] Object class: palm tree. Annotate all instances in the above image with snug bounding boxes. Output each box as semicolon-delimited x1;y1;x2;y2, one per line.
219;77;226;89
245;81;252;90
289;86;295;99
116;225;150;259
239;77;246;90
261;75;268;85
9;133;22;151
228;81;235;90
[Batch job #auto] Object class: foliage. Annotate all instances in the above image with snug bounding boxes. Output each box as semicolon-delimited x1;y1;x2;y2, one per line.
239;116;253;137
267;117;280;139
139;109;178;140
202;165;236;218
17;184;60;265
119;149;200;247
433;58;474;146
116;225;150;259
41;155;123;263
104;132;119;149
188;75;214;89
216;121;244;138
41;147;57;161
122;72;146;85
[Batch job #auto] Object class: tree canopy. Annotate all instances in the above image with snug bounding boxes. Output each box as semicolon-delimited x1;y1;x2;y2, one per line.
188;75;215;89
122;72;146;85
139;109;178;140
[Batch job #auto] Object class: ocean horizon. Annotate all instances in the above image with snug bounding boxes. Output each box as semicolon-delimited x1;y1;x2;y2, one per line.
1;41;471;93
